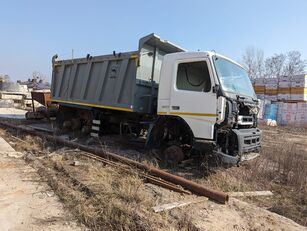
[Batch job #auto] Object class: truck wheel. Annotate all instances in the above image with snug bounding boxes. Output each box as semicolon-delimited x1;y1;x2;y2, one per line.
148;117;193;166
163;144;184;166
55;107;72;133
54;110;65;134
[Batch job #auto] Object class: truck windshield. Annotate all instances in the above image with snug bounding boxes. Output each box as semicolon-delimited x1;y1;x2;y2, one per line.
213;57;256;99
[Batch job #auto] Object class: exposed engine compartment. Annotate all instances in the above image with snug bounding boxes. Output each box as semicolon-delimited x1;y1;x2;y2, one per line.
215;97;261;164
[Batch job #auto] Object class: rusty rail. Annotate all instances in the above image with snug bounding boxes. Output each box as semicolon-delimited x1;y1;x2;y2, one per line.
0;121;229;203
79;152;191;195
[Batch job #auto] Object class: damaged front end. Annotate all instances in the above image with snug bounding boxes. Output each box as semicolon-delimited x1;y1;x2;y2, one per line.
214;96;262;165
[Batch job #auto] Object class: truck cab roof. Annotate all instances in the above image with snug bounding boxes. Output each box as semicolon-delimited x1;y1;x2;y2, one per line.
163;51;246;71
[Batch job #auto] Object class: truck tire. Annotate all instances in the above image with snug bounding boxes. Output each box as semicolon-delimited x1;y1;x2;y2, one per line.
148;116;193;165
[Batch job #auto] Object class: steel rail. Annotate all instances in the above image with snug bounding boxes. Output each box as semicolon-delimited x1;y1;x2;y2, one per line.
79;152;191;195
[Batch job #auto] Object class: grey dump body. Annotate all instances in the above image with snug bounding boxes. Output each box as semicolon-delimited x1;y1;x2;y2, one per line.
51;34;184;113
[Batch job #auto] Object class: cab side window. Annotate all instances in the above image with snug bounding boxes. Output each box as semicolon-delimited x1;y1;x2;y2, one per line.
176;61;211;92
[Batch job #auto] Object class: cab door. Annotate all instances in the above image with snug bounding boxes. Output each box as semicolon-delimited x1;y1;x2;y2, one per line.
170;58;217;139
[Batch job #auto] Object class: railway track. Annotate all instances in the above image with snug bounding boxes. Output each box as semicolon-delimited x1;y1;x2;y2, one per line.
0;120;229;203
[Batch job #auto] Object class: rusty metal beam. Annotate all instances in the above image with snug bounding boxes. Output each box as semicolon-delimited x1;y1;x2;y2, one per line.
78;152;191;195
0;121;229;203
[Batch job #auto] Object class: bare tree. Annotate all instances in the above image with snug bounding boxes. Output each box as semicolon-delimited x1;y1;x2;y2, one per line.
283;51;306;76
243;47;306;78
242;47;255;79
264;51;306;77
264;53;286;78
255;49;265;78
242;46;264;79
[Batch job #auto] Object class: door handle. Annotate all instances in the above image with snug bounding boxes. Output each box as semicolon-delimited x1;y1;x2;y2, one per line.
171;106;180;110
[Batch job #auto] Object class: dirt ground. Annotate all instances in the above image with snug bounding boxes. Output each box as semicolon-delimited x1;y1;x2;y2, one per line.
0;137;84;231
0;121;306;231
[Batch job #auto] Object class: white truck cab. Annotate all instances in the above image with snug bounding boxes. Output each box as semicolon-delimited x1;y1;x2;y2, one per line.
154;51;261;164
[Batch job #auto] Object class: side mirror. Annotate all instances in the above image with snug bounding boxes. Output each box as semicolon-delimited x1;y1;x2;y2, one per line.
212;84;219;93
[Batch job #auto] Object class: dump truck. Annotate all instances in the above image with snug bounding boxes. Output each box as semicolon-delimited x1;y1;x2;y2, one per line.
50;33;261;164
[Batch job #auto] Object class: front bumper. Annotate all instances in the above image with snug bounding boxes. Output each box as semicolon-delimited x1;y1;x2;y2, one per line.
232;128;262;154
215;128;262;164
215;150;260;165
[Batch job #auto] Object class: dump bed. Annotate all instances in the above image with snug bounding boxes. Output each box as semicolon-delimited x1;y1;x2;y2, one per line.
51;34;184;114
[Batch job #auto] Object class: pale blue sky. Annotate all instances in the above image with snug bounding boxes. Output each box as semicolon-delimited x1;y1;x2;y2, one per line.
0;0;306;81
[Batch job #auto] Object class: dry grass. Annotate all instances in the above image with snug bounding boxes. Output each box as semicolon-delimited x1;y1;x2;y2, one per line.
254;144;307;226
49;158;202;230
204;127;307;226
39;152;203;231
28;151;171;231
255;144;306;188
175;213;200;231
1;127;200;230
205;169;255;192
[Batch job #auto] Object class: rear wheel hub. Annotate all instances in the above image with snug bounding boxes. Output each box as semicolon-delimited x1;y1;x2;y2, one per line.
163;145;184;165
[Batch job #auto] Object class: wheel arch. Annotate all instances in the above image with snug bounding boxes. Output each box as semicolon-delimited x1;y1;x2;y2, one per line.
146;115;195;148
